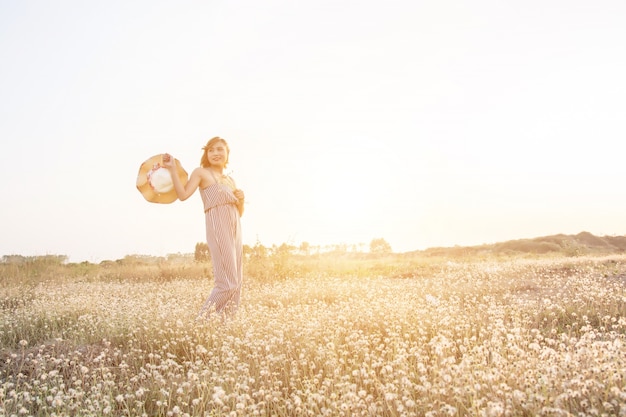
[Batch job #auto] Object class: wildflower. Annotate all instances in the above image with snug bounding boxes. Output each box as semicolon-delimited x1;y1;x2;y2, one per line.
213;386;226;406
426;294;439;306
486;401;504;417
440;404;457;416
384;392;397;401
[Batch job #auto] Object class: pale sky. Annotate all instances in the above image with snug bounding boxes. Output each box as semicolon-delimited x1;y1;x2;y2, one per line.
1;0;625;263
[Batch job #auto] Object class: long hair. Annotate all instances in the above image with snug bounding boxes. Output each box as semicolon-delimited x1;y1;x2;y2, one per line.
200;137;230;168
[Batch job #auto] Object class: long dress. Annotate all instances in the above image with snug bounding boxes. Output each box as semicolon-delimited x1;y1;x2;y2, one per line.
197;179;243;318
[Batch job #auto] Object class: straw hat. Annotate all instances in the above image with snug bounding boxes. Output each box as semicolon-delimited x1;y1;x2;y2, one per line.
136;154;188;203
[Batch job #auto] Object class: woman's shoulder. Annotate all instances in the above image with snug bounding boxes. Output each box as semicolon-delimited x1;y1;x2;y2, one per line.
190;167;213;186
191;167;210;177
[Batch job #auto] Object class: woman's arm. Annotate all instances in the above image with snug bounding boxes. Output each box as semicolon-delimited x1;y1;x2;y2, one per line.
234;191;245;217
164;154;200;201
232;182;245;217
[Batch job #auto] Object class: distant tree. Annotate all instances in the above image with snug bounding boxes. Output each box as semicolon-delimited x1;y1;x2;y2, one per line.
250;240;268;259
299;241;310;255
194;242;210;262
332;243;348;253
370;238;392;254
2;255;27;264
1;254;68;265
167;252;192;263
273;243;296;256
122;254;163;265
243;244;253;258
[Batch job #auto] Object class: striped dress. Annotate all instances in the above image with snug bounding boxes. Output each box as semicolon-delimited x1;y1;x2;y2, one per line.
197;179;243;318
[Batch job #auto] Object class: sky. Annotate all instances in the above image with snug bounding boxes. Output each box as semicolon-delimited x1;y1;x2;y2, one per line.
1;0;626;263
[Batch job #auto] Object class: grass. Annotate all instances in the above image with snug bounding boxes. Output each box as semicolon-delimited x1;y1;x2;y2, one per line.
1;252;626;416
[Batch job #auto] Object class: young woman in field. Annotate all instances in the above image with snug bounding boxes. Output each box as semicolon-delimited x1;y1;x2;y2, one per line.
163;137;245;320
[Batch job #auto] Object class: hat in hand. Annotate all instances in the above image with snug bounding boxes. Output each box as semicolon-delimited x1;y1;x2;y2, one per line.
136;154;188;203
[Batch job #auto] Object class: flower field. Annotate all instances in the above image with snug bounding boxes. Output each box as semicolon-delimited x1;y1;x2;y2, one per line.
2;255;626;416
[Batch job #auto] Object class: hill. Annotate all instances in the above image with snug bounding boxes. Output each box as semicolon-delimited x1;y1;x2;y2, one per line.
416;231;626;257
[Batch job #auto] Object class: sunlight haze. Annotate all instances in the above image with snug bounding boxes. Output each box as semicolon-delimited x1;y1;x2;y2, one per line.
1;0;625;262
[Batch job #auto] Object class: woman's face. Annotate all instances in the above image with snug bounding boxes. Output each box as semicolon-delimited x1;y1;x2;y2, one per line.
206;141;229;167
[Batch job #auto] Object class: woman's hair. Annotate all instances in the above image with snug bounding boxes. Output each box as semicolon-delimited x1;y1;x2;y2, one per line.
200;137;230;168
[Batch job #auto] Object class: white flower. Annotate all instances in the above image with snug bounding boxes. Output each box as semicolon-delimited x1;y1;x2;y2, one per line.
425;294;439;306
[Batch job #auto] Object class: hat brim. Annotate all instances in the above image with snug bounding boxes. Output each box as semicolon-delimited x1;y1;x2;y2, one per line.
136;154;189;204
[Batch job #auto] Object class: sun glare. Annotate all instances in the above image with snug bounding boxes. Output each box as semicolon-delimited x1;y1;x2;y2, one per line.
304;144;395;245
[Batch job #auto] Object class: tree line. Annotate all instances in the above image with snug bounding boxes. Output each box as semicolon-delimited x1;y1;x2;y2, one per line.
195;238;392;262
0;239;392;265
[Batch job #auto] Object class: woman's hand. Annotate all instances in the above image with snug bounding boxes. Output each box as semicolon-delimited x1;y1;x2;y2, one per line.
233;189;245;202
162;153;175;170
234;188;245;216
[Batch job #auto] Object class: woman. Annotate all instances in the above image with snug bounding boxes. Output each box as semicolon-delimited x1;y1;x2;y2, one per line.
164;137;245;319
